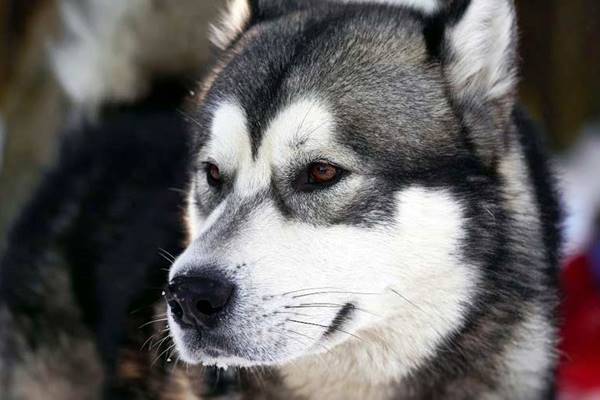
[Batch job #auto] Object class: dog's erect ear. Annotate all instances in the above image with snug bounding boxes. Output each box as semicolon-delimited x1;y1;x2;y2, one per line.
441;0;517;109
427;0;518;165
210;0;253;50
210;0;319;50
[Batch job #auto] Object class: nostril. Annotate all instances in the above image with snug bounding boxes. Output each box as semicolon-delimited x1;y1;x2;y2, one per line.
196;299;221;315
195;281;233;316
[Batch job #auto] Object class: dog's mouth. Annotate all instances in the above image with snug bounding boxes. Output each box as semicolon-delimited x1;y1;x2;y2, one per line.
169;301;357;367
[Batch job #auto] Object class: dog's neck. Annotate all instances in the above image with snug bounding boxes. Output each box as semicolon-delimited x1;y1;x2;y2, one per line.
280;349;394;400
276;306;556;399
280;356;396;400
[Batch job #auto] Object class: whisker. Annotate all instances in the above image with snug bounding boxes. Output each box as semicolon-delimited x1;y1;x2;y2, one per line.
153;343;177;366
279;286;340;297
287;319;363;342
170;355;182;373
388;288;452;339
290;302;346;307
141;333;159;351
166;345;178;364
141;327;169;351
389;288;453;324
152;334;173;352
303;119;331;138
282;329;332;355
287;304;380;317
295;100;316;138
292;290;379;299
177;109;202;128
158;254;174;264
129;304;158;315
138;317;168;329
273;311;312;317
168;187;188;195
158;248;176;263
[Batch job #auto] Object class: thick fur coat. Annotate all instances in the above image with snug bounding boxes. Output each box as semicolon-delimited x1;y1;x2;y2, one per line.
0;0;561;399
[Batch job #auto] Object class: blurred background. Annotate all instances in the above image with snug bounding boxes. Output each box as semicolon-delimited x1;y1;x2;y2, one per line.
1;0;599;398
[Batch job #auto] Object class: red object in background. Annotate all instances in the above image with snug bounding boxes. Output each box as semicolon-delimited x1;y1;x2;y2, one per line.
559;251;600;397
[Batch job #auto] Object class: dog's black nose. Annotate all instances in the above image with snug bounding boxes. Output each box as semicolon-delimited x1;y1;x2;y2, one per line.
165;276;235;327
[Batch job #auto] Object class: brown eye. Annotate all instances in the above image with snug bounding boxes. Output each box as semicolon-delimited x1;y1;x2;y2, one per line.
294;161;345;192
309;162;339;184
205;163;221;187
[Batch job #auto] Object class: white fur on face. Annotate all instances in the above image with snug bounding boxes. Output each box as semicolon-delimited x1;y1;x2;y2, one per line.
203;101;255;189
171;96;474;383
185;185;202;241
246;187;471;360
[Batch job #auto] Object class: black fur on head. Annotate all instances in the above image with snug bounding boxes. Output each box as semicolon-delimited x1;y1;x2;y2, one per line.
211;0;518;170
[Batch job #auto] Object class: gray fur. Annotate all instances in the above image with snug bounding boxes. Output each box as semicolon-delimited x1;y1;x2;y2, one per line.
168;0;561;399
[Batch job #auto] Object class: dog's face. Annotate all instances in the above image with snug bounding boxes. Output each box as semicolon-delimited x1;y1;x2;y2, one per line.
167;0;518;371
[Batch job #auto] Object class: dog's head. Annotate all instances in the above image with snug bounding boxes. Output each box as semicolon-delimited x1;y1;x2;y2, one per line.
167;0;518;372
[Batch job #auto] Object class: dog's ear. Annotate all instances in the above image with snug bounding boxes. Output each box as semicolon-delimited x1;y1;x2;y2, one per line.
441;0;517;106
210;0;317;51
425;0;518;166
210;0;252;51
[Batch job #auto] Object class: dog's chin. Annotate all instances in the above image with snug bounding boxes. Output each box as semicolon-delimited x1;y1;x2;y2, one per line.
170;324;325;368
187;349;292;369
176;341;312;368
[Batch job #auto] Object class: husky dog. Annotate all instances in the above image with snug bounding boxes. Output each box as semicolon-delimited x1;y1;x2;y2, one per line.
165;0;561;398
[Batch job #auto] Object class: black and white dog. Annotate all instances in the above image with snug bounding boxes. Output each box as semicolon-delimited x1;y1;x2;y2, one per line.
0;0;561;399
165;0;562;398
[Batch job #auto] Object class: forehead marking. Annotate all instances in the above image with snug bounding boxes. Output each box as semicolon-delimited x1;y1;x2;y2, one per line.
205;101;265;196
259;96;336;166
205;97;336;197
206;101;251;173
